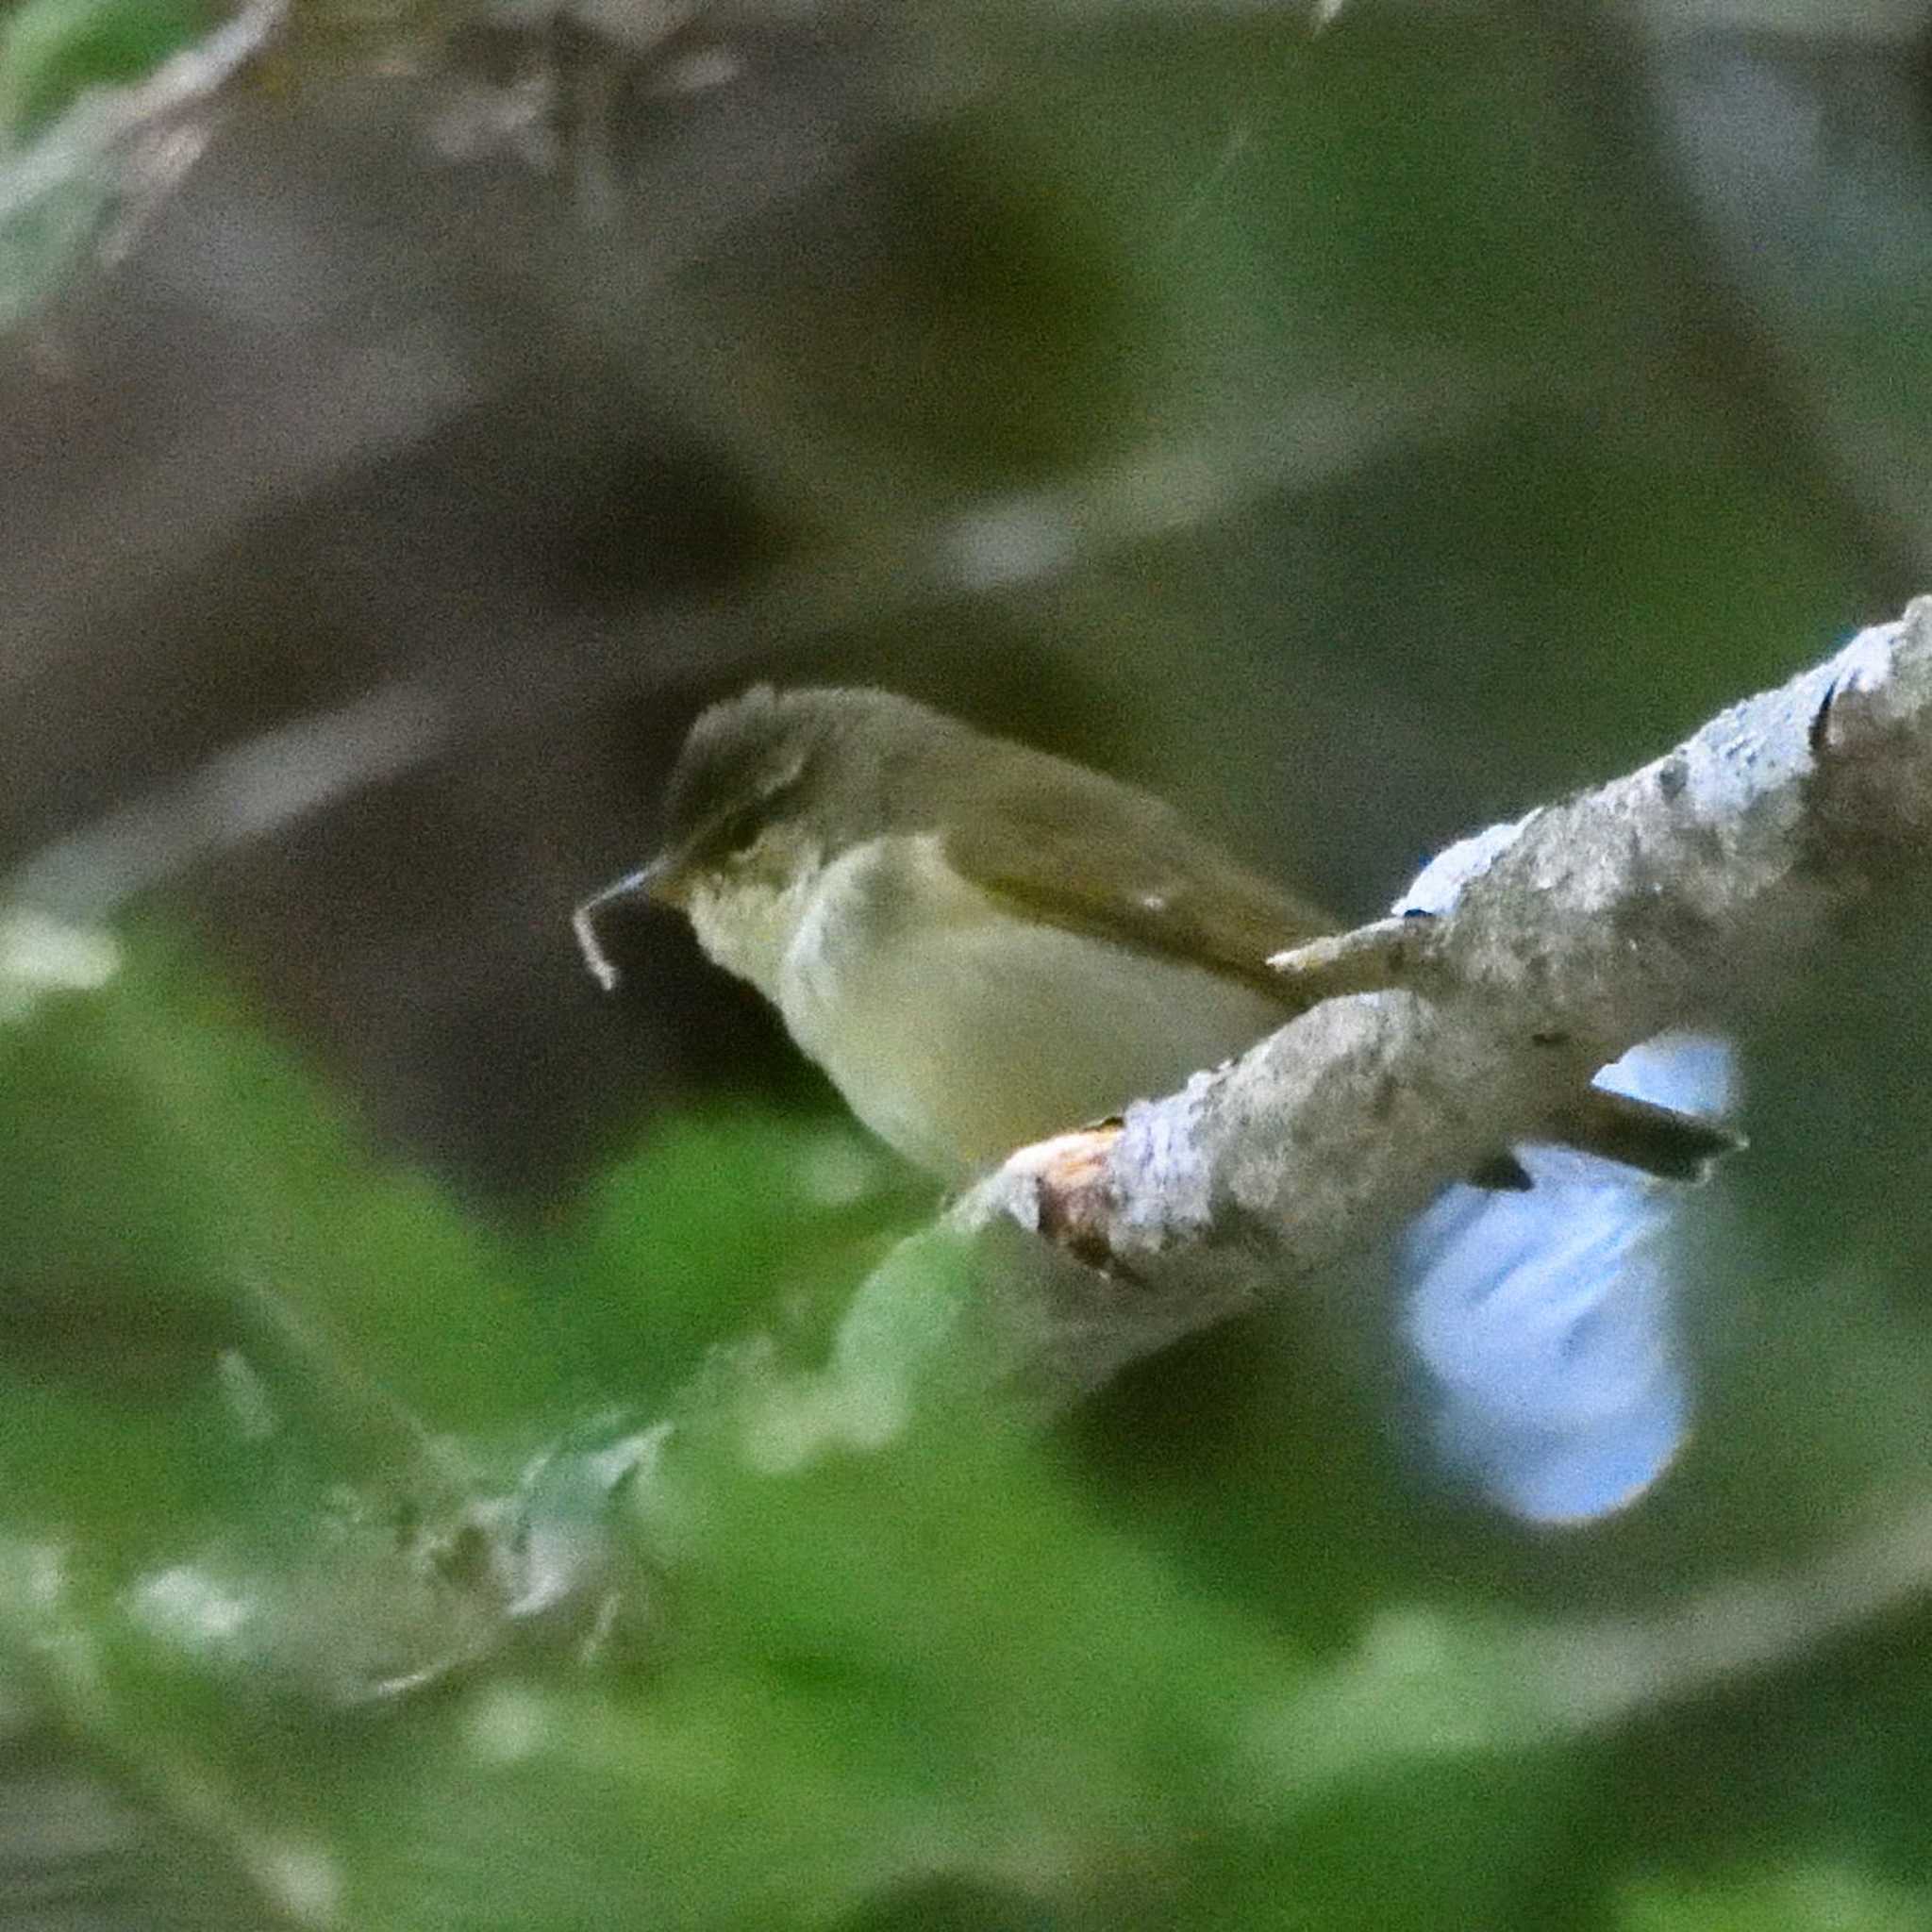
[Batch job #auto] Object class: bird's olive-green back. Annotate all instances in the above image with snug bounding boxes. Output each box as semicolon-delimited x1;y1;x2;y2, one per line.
667;685;1339;1007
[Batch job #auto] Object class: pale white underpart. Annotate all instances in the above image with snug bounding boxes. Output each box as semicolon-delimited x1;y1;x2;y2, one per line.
703;831;1287;1182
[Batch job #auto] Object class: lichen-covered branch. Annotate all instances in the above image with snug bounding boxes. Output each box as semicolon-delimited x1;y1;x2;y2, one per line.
833;596;1932;1417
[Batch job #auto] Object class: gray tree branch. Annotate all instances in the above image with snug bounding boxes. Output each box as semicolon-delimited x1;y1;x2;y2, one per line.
825;595;1932;1425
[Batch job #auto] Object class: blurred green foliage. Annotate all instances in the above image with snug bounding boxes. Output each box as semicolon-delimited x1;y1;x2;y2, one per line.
0;0;187;328
0;939;1574;1930
1619;1866;1932;1932
0;0;205;137
4;917;1932;1929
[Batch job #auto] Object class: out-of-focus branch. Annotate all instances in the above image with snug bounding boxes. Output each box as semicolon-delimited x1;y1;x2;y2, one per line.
826;597;1932;1420
0;0;286;327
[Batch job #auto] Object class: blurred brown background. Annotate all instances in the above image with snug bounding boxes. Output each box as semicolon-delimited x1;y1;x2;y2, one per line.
6;0;1927;1206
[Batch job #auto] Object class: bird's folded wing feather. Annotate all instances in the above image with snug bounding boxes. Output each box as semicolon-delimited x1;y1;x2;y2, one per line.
942;764;1334;1005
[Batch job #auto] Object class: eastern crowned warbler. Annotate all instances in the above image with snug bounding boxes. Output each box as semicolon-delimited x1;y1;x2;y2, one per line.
573;685;1735;1191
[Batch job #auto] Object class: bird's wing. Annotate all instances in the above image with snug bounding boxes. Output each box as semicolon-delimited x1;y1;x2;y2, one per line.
942;767;1336;1007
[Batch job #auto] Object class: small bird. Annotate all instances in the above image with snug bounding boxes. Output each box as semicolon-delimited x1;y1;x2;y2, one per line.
574;684;1735;1191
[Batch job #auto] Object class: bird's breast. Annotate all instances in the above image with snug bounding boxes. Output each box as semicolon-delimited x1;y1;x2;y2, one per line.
777;834;1289;1179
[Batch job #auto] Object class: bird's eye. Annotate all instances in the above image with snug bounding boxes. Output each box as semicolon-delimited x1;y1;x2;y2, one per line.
696;762;806;864
711;801;765;858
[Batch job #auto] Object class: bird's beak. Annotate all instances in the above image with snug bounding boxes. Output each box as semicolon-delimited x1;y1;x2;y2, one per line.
572;853;691;992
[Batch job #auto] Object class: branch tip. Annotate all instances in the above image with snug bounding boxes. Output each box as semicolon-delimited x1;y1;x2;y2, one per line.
1006;1124;1121;1267
1268;914;1445;1002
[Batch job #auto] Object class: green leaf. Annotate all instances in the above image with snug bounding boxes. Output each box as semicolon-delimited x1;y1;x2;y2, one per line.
530;1108;921;1409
